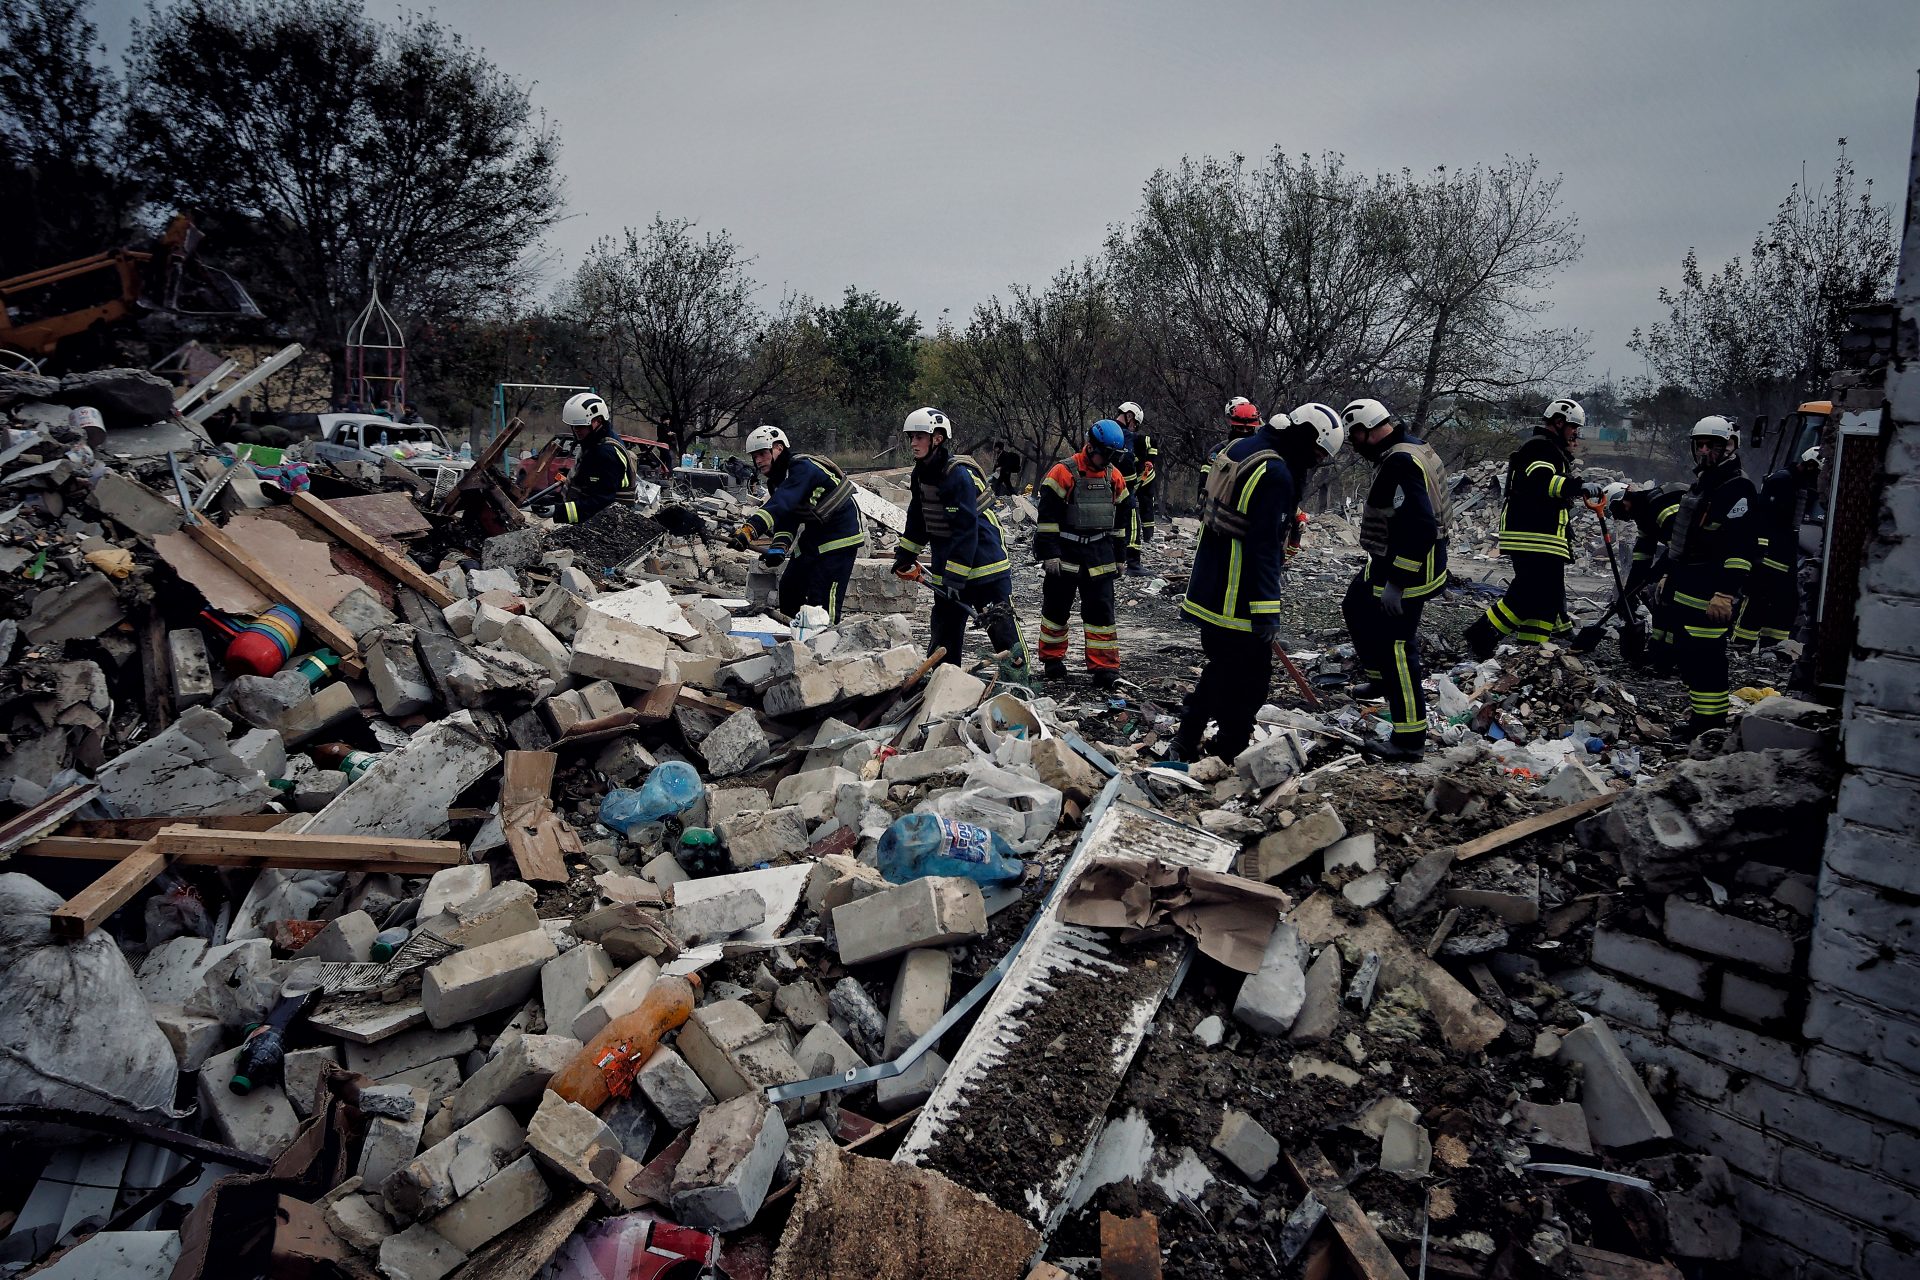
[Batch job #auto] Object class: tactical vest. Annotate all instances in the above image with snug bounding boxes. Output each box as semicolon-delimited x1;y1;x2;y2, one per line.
1200;447;1278;540
1359;442;1452;557
917;455;982;541
797;455;855;523
1067;470;1116;532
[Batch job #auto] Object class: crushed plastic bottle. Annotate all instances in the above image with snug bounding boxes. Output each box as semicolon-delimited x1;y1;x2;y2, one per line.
599;760;703;834
230;991;310;1095
369;926;411;962
876;813;1025;887
550;974;701;1111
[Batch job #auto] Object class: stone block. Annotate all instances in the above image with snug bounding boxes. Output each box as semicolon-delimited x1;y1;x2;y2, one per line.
1288;945;1342;1043
1591;927;1711;1001
1211;1108;1279;1182
701;708;771;777
300;712;498;841
678;1000;805;1102
773;765;857;808
378;1223;466;1280
875;1049;947;1113
446;1033;580;1128
833;876;988;965
359;1087;430;1188
1514;1100;1592;1155
884;948;952;1058
330;585;397;638
1234;730;1305;789
198;1044;300;1159
763;666;844;717
1234;922;1308;1035
1737;695;1835;752
368;634;434;717
382;1104;526;1223
152;1006;224;1073
1029;737;1098;805
660;887;767;945
1243;805;1347;881
1663;898;1797;974
1379;1115;1432;1177
881;744;973;783
638;1046;715;1130
283;1045;343;1116
275;682;361;747
426;1154;550;1254
669;1093;787;1232
569;612;670;688
915;664;986;723
168;628;214;708
793;1022;865;1079
322;1183;394;1256
541;940;616;1041
421;929;557;1029
525;1090;619;1187
345;1025;478;1080
1555;1018;1673;1148
439;881;541;949
717;805;807;867
383;1059;464;1110
571;957;662;1042
295;910;377;963
499;614;572;681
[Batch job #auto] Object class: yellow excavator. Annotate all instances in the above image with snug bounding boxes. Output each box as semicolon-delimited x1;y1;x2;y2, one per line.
0;214;260;367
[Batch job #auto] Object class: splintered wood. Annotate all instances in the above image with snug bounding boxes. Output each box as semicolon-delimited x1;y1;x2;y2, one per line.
500;750;579;883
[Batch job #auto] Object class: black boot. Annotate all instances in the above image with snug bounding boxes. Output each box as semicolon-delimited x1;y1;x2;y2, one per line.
1465;617;1498;661
1091;669;1118;689
1043;658;1068;680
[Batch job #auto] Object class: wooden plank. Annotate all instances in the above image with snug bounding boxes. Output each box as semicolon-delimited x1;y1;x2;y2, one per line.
1283;1146;1411;1280
438;417;524;516
51;839;169;939
63;814;289;841
1453;791;1621;863
182;518;365;678
28;834;462;873
500;750;556;808
1099;1210;1162;1280
1567;1243;1685;1280
324;491;433;541
0;783;99;859
292;491;455;608
500;750;574;884
153;825;462;872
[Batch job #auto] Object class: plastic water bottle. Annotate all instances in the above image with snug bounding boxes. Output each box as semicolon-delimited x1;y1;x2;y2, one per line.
549;974;701;1112
876;813;1025;887
369;926;410;962
599;761;704;834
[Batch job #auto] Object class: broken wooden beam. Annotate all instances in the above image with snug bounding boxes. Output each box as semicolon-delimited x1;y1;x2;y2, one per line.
1453;791;1620;863
50;838;169;939
181;518;365;677
291;491;456;608
151;824;462;872
1283;1145;1411;1280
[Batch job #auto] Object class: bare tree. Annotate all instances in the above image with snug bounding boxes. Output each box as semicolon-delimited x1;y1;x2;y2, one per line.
566;217;816;445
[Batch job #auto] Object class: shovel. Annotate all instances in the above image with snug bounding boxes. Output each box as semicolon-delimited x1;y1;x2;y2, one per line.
1573;497;1643;657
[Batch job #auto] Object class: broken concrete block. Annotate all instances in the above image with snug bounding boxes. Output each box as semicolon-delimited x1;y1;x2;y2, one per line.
569;611;670;688
301;713;499;841
1342;871;1391;909
775;982;830;1031
1736;695;1834;753
198;1044;300;1160
794;1021;866;1082
571;957;662;1042
441;598;477;638
1555;1018;1673;1148
330;585;397;638
152;1006;224;1073
660;886;767;944
421;929;557;1029
499;614;572;681
1380;1115;1433;1177
670;1093;788;1232
1542;760;1610;804
368;634;434;717
881;744;972;783
382;1105;526;1223
323;1185;395;1256
98;706;275;816
772;765;857;809
296;910;377;963
1243;805;1347;881
345;1025;479;1080
677;1000;805;1101
1323;833;1377;875
525;1090;619;1186
717;805;807;867
439;881;540;948
359;1087;430;1188
275;682;360;747
91;470;185;536
1288;946;1342;1043
833;876;988;966
1029;737;1099;805
1233;921;1308;1036
874;1049;947;1113
426;1153;551;1254
1514;1099;1593;1156
1234;729;1305;789
1211;1108;1279;1182
541;940;616;1042
763;666;844;717
379;1223;466;1280
446;1033;580;1128
24;573;124;643
915;664;986;723
639;1046;716;1130
702;708;771;778
482;526;545;570
167;628;214;708
884;948;951;1058
291;767;348;811
420;864;492;921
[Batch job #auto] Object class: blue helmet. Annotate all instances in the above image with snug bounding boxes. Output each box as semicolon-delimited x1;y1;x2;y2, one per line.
1089;419;1125;452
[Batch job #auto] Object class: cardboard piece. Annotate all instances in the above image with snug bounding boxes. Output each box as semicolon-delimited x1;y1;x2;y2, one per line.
1057;856;1292;974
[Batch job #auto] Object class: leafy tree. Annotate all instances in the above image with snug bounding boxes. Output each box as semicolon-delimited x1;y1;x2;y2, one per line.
0;0;133;273
814;287;921;440
566;216;816;445
1629;145;1897;425
124;0;564;362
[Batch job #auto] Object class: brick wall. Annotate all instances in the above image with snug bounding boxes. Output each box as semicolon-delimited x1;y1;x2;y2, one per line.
1560;94;1920;1279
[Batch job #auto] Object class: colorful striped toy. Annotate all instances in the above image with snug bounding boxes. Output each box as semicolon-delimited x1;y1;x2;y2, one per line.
201;605;304;677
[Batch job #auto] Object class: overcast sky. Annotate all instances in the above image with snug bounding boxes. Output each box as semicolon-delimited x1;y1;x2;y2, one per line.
94;0;1919;389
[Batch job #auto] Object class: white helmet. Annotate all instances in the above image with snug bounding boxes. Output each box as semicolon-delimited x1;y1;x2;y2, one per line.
1287;402;1345;461
744;425;788;453
1602;482;1629;505
562;392;610;428
1224;395;1251;416
1543;397;1586;428
1117;400;1144;424
1800;447;1822;467
1341;398;1393;432
1690;415;1735;442
903;406;951;437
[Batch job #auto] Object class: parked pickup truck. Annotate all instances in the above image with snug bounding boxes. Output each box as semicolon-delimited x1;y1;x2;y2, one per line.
309;413;473;488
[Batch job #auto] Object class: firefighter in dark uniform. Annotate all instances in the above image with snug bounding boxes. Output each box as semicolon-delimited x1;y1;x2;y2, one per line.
1653;416;1760;739
1114;401;1158;575
1035;419;1135;687
1339;399;1449;762
894;407;1032;682
1172;408;1335;763
730;425;865;624
1733;447;1820;650
1201;398;1261;481
538;392;638;523
1466;397;1599;657
1573;479;1690;657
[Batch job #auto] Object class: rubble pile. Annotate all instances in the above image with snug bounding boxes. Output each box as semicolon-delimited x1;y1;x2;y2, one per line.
0;374;1848;1279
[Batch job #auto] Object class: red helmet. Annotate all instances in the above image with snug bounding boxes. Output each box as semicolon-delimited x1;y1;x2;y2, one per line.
1228;402;1262;427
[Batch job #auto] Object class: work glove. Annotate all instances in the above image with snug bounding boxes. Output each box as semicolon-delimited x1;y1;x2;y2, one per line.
1252;619;1285;646
1379;582;1405;617
728;524;755;551
1706;592;1736;624
892;547;917;574
759;545;787;567
1041;557;1064;577
1579;479;1605;500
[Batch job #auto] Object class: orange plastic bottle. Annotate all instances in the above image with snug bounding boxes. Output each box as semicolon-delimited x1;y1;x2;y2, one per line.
548;973;701;1112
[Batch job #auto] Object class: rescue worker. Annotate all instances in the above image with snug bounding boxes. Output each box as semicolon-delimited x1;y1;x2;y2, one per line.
893;407;1032;681
1114;401;1158;574
1035;419;1136;686
1652;415;1759;740
1465;397;1599;657
1172;406;1336;763
730;425;864;623
1571;479;1689;656
535;392;638;523
1733;447;1821;649
1339;399;1449;761
1201;398;1262;479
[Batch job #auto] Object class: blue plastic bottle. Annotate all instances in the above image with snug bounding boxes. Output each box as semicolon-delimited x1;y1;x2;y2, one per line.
877;813;1025;887
600;761;704;834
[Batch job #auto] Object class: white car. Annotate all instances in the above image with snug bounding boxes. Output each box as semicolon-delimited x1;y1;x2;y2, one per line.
311;413;474;486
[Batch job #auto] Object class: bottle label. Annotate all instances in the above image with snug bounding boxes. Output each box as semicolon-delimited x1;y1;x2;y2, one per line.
940;818;995;867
